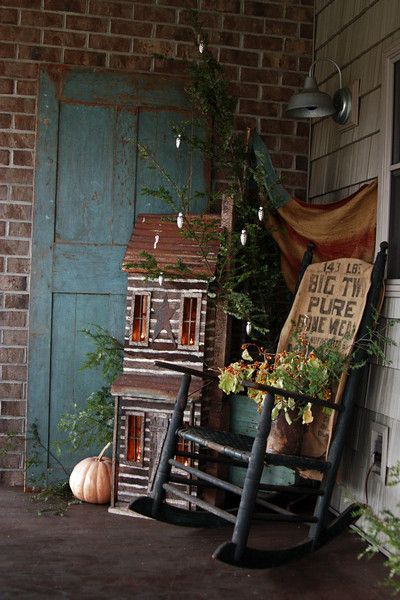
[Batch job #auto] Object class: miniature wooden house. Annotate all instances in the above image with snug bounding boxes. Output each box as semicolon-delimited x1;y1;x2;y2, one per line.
111;213;224;508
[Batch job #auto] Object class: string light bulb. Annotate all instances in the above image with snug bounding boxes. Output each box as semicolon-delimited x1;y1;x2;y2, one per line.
177;212;184;229
240;229;247;246
258;206;264;222
158;272;164;286
246;321;252;335
198;40;205;54
175;134;181;149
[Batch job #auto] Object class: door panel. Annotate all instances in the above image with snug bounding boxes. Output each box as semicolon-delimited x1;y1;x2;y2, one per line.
28;69;208;483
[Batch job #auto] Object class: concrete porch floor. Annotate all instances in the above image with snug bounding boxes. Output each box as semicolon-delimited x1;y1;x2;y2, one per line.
0;486;393;600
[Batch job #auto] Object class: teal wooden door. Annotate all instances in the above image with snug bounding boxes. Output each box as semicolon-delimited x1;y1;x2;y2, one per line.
28;69;207;483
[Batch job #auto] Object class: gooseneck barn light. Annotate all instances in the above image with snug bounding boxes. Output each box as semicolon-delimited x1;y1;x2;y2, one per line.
286;58;352;124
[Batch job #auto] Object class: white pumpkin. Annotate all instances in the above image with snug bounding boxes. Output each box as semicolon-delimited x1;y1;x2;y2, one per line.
69;442;112;504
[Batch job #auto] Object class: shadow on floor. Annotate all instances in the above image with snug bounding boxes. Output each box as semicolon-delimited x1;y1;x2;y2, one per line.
0;486;392;600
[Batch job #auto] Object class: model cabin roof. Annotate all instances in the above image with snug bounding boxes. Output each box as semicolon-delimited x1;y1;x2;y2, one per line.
122;213;221;278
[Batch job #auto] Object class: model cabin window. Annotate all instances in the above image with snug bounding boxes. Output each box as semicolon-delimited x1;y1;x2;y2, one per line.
176;438;191;466
179;294;202;349
126;413;144;465
130;292;150;345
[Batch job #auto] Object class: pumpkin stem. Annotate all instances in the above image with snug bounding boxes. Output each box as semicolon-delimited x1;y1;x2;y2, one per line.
97;442;111;461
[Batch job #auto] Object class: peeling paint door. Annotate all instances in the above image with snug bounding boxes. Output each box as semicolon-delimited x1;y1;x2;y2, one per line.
28;69;207;483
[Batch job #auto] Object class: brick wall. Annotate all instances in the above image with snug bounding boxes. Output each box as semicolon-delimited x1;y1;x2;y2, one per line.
0;0;313;485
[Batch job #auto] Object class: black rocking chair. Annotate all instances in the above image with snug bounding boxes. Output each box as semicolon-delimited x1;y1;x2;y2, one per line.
129;242;388;568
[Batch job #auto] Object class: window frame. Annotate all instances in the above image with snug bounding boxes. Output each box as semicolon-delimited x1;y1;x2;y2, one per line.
125;411;145;467
177;292;202;351
379;42;400;295
129;291;151;347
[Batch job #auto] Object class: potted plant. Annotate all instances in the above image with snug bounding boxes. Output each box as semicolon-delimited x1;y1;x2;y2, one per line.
218;331;348;455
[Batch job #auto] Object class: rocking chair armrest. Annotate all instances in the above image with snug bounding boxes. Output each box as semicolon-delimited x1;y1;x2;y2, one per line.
242;381;342;413
154;360;218;381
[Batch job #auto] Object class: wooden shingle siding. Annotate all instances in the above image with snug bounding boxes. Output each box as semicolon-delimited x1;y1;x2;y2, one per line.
310;0;400;517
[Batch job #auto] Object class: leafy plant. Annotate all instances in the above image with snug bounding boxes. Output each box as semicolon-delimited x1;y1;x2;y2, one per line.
360;462;400;594
58;326;123;451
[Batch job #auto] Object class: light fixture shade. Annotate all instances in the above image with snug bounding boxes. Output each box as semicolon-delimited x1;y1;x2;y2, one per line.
285;76;336;119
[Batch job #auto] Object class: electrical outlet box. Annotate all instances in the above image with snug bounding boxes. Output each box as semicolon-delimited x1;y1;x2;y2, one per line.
370;422;389;484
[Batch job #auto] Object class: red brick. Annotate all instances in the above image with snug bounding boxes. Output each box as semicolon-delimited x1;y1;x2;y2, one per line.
0;204;32;222
89;0;133;18
0;168;33;185
283;71;307;87
244;34;283;52
241;67;279;85
0;114;12;129
285;5;314;21
264;19;299;36
10;186;33;202
0;25;40;44
0;221;5;236
134;4;176;23
260;118;295;135
89;34;131;53
223;15;264;33
280;136;309;153
0;186;8;200
300;22;313;39
262;85;293;102
5;0;40;7
64;49;106;67
0;8;19;24
18;45;63;63
284;38;312;55
111;19;153;37
132;38;176;57
0;43;17;59
0;311;27;328
7;257;31;274
43;30;87;47
234;115;258;132
179;9;222;29
207;30;241;48
0;348;25;364
44;0;87;12
12;150;34;168
296;121;309;137
0;471;24;486
16;80;38;96
8;222;31;238
0;453;22;469
0;239;30;256
299;56;312;72
20;9;64;28
153;56;187;75
240;99;280;117
0;275;27;292
110;54;152;71
220;48;259;67
0;62;38;79
4;294;29;309
159;0;197;6
223;64;239;81
281;169;307;187
0;150;10;165
228;81;259;99
1;401;26;417
245;1;284;18
263;52;298;70
0;383;24;399
0;98;35;115
296;155;308;171
0;417;25;434
201;0;241;12
66;14;108;32
14;115;36;131
156;24;193;42
269;152;294;169
176;43;197;60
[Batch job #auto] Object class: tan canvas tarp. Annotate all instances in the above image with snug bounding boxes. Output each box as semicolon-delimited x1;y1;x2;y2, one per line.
276;258;373;476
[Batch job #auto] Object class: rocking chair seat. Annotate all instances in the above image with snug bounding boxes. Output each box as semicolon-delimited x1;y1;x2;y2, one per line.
177;425;329;472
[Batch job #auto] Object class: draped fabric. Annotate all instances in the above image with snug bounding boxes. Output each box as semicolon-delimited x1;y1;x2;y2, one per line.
248;130;378;292
269;180;378;292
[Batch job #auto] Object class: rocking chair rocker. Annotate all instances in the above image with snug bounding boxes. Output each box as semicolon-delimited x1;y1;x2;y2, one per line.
129;242;388;568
